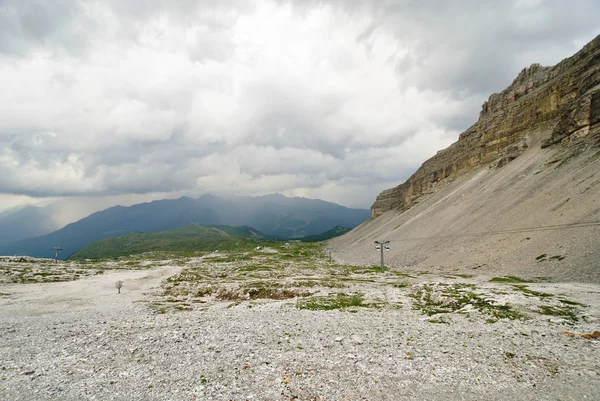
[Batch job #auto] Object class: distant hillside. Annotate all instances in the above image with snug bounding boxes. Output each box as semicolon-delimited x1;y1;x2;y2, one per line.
5;194;370;259
5;197;218;259
194;194;370;238
70;224;266;259
301;226;352;242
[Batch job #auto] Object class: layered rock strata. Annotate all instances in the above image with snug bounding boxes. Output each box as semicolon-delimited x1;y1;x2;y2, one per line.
372;35;600;218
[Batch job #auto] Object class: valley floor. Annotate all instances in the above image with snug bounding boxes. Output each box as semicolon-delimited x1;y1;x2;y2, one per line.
0;248;599;400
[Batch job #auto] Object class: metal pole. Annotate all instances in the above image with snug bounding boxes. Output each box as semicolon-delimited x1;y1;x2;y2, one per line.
374;240;389;272
53;247;62;263
329;250;332;264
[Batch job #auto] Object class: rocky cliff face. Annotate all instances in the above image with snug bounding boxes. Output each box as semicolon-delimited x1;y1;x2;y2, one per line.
372;35;600;218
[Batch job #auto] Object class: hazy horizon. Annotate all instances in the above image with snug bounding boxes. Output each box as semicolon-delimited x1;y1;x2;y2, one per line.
0;191;373;229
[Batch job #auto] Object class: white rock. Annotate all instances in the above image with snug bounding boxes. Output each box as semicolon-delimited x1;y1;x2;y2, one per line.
351;335;364;345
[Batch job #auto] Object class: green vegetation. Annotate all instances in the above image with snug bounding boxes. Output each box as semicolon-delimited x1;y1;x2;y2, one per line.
409;283;525;321
0;263;105;284
301;226;352;242
537;305;578;322
535;254;565;263
428;316;451;324
70;222;360;261
150;242;406;312
146;300;193;314
512;285;554;298
558;298;584;306
159;243;329;301
7;238;584;326
296;292;370;310
69;224;269;259
140;242;575;322
489;276;529;283
5;194;370;259
216;282;311;301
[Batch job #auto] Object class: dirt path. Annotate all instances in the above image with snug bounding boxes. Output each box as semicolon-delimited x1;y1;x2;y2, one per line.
1;263;599;400
0;265;182;317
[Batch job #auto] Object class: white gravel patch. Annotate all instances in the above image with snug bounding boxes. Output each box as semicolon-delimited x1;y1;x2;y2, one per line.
1;266;599;400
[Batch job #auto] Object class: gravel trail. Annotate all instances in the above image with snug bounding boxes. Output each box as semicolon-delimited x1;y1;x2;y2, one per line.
1;265;599;400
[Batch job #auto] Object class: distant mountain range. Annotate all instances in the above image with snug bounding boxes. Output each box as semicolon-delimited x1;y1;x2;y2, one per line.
3;194;370;259
70;224;266;259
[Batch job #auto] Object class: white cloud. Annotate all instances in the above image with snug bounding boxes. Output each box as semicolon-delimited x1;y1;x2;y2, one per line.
0;0;598;215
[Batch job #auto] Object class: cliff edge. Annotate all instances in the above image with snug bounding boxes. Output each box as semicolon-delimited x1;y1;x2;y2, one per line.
372;35;600;218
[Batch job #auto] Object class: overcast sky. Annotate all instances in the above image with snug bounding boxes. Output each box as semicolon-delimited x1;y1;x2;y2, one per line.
1;0;599;220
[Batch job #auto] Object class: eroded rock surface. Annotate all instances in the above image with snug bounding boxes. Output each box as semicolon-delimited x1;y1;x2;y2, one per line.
372;35;600;217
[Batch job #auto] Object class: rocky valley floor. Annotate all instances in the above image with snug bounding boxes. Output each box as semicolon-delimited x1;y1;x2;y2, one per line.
0;246;599;400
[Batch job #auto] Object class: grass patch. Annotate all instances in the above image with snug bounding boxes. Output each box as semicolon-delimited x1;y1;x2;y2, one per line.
409;283;525;321
559;299;585;307
292;279;347;288
147;302;169;314
152;242;371;311
296;292;370;311
210;255;253;263
237;263;278;272
216;282;311;301
489;276;529;283
537;305;579;322
388;271;416;278
350;266;384;274
428;316;451;324
512;285;554;298
147;300;194;314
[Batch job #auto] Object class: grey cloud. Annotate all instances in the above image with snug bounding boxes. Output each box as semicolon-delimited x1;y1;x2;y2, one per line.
105;0;250;63
0;0;94;56
106;0;253;21
319;0;600;96
0;0;598;210
238;83;351;158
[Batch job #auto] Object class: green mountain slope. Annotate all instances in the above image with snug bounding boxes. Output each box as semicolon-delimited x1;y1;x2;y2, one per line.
69;224;266;259
6;194;370;259
301;226;352;242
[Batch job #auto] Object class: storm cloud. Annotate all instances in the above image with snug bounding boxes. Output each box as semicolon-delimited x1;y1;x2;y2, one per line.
0;0;598;212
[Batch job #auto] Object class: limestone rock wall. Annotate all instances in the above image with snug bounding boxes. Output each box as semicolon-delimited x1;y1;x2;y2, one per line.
372;35;600;218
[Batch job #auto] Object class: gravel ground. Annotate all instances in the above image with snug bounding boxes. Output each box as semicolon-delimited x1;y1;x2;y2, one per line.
1;264;600;401
330;146;600;284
